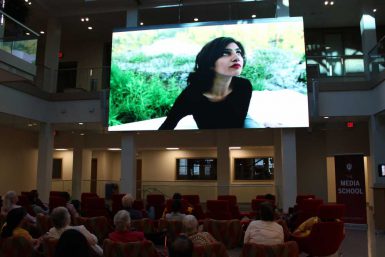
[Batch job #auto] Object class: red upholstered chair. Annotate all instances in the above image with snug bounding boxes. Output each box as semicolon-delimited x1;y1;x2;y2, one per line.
256;194;276;203
250;199;268;219
165;199;189;214
218;195;247;219
240;241;299;257
158;219;184;246
318;203;346;221
83;197;109;217
296;195;315;205
74;216;113;243
146;194;165;220
0;236;34;257
205;200;232;220
292;221;345;256
193;242;229;257
111;193;125;215
131;218;156;234
103;238;160;257
203;219;242;249
294;199;324;228
42;237;58;257
48;196;67;212
182;195;205;220
36;213;53;235
50;191;64;197
81;192;99;212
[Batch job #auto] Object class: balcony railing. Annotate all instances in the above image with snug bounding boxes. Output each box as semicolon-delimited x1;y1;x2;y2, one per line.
368;35;385;75
0;9;39;64
306;55;365;77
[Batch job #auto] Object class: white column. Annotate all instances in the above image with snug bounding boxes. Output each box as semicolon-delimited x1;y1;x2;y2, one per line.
274;129;297;212
276;0;289;17
72;147;92;200
121;134;136;197
360;14;377;78
36;123;54;203
126;8;138;27
217;131;230;196
43;18;61;93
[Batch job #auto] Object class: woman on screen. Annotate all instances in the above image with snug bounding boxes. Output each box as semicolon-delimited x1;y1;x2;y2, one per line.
159;37;252;130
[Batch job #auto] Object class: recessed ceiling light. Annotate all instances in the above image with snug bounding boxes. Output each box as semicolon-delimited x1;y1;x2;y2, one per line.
24;0;28;2
28;2;31;5
78;122;84;125
40;31;45;34
166;147;179;150
229;146;242;150
330;1;334;5
28;123;33;127
55;148;68;151
324;1;329;5
108;148;122;151
323;116;330;119
88;26;93;30
80;133;85;136
251;14;257;18
85;17;89;22
26;32;30;35
373;9;377;13
140;22;144;26
193;18;199;22
81;18;85;22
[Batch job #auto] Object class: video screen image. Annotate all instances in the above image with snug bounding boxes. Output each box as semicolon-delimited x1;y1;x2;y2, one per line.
109;17;308;131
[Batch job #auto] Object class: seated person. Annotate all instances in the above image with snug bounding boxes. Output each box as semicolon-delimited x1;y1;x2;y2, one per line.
46;207;103;256
163;193;193;218
109;210;145;242
0;207;41;250
244;202;284;245
169;235;194;257
1;191;36;224
121;194;143;220
165;199;186;221
55;229;90;257
182;214;216;247
29;190;49;215
60;192;80;219
293;215;342;237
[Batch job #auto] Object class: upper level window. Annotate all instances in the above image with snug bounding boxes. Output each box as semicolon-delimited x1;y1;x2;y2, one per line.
176;158;217;180
234;157;274;180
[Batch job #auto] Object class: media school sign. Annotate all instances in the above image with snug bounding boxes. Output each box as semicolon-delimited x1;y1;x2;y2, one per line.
335;155;367;224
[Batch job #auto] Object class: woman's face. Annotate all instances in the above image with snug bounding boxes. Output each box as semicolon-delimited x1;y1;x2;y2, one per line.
214;42;244;77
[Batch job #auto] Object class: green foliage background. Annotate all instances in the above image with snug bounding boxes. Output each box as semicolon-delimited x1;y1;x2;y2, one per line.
109;20;307;126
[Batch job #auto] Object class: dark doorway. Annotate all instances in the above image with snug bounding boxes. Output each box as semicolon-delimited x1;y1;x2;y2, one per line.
91;158;98;194
136;159;142;199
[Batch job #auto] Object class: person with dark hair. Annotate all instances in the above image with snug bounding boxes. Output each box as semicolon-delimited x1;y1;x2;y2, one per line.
244;202;284;245
60;192;79;219
169;235;194;257
29;190;49;215
159;36;252;130
55;229;90;257
0;207;41;249
165;199;186;221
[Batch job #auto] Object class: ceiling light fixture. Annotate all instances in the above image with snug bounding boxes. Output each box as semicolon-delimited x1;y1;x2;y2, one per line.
251;14;257;18
40;31;45;34
324;1;329;5
26;32;30;35
108;148;122;151
193;18;199;22
229;146;242;150
373;9;377;13
330;1;334;5
140;22;144;26
166;147;179;150
323;116;330;119
55;148;68;151
88;26;93;30
80;133;85;136
28;2;31;5
78;122;84;125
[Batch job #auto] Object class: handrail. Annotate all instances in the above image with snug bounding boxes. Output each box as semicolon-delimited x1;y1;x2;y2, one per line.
0;9;40;37
368;35;385;56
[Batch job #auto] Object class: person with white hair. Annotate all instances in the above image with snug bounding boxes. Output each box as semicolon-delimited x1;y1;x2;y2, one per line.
46;207;103;256
182;215;216;246
121;194;143;220
1;190;36;224
109;210;145;242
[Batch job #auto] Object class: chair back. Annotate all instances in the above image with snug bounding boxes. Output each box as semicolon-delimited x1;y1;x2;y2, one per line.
165;199;189;214
81;192;99;211
49;196;67;212
42;237;58;257
203;219;242;249
146;194;165;220
75;216;113;243
182;195;200;205
218;195;241;219
318;203;346;220
241;241;299;257
206;200;232;220
293;221;344;256
193;242;229;257
36;213;53;235
0;236;34;257
159;219;184;246
131;218;155;234
83;197;109;217
295;195;315;204
103;238;159;257
111;193;125;215
295;199;323;228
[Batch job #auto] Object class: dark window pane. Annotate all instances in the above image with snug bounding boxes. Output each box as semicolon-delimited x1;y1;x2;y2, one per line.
52;158;63;179
234;157;274;180
176;158;217;180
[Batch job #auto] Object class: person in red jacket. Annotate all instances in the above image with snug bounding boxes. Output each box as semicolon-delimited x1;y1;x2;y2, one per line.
108;210;145;243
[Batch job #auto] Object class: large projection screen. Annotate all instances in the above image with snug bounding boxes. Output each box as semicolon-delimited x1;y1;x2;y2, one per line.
109;17;308;131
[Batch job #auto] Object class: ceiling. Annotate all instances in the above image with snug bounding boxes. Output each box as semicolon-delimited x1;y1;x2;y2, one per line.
23;0;385;42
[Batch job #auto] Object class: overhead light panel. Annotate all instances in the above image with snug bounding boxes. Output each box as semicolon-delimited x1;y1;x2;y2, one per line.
166;147;179;150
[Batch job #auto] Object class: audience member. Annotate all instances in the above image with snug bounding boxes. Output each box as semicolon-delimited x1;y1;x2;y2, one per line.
1;191;36;224
29;190;49;215
109;210;145;242
55;229;90;257
121;194;143;220
0;207;41;249
60;192;80;219
244;202;284;245
183;214;216;246
163;193;193;218
165;199;186;221
293;215;342;237
46;206;103;256
169;235;194;257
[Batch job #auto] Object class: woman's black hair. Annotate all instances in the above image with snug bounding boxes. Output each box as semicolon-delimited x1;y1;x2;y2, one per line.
169;235;194;257
1;207;27;238
171;199;182;213
260;202;275;221
55;229;90;257
172;193;182;200
187;37;246;92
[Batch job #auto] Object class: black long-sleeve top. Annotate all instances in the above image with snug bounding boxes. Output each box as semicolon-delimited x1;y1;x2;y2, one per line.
159;76;252;130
